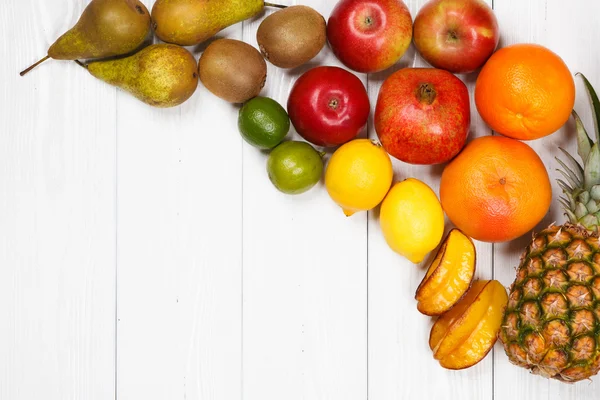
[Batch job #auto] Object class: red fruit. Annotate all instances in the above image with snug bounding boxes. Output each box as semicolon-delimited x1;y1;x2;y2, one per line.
413;0;499;74
287;66;370;147
375;68;470;165
327;0;413;73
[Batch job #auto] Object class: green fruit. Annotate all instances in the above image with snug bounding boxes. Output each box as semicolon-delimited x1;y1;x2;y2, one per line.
20;0;151;76
239;97;290;149
267;141;324;195
87;44;198;108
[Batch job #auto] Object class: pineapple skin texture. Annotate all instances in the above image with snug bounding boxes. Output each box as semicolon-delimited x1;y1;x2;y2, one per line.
152;0;264;46
500;224;600;382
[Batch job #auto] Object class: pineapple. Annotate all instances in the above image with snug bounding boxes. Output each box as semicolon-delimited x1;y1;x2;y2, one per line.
500;74;600;383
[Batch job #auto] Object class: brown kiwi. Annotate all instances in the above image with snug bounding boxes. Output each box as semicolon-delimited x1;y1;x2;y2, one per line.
198;39;267;103
257;5;326;69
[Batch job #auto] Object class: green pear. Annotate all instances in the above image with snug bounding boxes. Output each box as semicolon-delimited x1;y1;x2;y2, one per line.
20;0;151;76
151;0;286;46
86;44;199;108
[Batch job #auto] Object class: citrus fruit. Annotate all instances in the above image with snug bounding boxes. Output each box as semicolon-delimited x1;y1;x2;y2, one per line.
475;43;575;140
440;136;552;243
325;139;393;216
380;178;444;264
267;141;324;195
238;96;290;149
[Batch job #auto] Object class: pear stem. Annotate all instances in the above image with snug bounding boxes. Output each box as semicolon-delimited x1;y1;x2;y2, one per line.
74;60;88;69
264;2;287;9
19;55;50;77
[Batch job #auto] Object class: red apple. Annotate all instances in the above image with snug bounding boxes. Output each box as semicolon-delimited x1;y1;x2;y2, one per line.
287;66;370;147
375;68;470;165
327;0;413;73
413;0;499;74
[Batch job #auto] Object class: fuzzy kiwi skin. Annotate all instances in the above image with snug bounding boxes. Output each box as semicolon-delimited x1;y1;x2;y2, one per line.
257;5;327;69
199;39;267;104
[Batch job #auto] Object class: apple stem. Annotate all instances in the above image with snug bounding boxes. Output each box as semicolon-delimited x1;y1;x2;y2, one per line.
417;84;437;105
265;2;287;8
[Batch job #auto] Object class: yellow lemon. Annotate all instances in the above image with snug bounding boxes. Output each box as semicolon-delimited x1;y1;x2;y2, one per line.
380;178;445;263
325;139;393;216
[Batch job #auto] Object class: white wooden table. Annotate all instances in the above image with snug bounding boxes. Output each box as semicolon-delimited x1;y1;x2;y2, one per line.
2;0;599;399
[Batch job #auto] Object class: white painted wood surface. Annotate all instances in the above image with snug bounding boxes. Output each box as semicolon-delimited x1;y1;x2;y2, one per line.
2;0;600;399
493;1;600;400
1;0;116;399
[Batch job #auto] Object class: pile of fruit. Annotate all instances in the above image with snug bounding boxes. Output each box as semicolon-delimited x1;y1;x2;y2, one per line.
22;0;600;384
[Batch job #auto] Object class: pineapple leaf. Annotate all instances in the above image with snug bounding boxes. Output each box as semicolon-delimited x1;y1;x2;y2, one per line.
556;178;573;193
558;197;571;211
565;209;579;224
580;190;591;204
591;185;600;201
587;199;599;213
576;73;600;144
581;214;599;229
573;110;593;162
556;156;583;186
557;182;576;209
558;147;584;178
575;202;588;219
558;167;581;190
584;144;600;189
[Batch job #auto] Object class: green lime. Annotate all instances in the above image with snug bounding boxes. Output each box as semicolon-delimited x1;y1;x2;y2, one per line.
267;141;324;195
238;96;290;149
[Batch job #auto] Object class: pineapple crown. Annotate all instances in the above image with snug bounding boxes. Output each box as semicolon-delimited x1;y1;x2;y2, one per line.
557;73;600;230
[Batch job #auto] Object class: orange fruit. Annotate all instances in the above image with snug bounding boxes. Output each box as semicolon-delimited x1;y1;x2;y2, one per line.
440;136;551;243
475;44;575;140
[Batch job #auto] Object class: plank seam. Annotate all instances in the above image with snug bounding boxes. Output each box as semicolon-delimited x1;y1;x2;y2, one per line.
241;20;246;400
366;71;370;400
114;69;119;400
490;2;495;399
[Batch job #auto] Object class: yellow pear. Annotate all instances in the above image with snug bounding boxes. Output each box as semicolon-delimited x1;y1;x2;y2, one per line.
86;44;198;108
151;0;285;46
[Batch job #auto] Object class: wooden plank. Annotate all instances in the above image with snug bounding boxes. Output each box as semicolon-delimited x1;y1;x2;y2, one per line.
115;1;243;398
0;0;116;399
493;1;600;399
241;1;368;399
367;1;494;399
